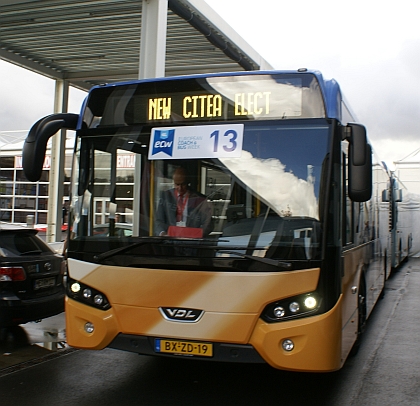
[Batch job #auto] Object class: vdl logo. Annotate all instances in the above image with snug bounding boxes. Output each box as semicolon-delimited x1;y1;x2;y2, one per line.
159;307;204;323
151;129;175;157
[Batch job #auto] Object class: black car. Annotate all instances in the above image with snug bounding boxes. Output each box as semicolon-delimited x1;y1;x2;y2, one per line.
0;223;65;327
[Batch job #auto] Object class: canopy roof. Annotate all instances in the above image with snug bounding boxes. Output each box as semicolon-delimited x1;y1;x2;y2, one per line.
0;0;272;91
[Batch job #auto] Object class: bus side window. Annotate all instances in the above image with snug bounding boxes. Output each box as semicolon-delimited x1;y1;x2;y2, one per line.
344;152;353;245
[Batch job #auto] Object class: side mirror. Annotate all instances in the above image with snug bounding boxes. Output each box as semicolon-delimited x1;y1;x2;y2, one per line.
346;123;372;202
22;113;79;181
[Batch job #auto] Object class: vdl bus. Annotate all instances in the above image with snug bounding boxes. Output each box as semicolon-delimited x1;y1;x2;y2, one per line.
22;69;404;372
380;169;412;271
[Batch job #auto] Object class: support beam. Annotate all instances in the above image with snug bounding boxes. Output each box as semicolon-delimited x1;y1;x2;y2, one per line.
139;0;168;79
46;79;69;243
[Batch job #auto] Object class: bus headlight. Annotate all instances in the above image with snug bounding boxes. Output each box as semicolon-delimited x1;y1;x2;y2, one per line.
262;292;322;323
304;296;317;309
289;302;300;313
70;282;81;293
83;288;92;299
273;306;286;318
94;294;104;306
66;278;111;310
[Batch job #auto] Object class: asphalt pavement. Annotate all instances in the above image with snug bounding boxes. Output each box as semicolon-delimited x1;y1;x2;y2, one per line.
348;257;420;405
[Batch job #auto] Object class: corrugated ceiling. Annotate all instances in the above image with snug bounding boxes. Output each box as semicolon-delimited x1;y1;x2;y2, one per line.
0;0;269;91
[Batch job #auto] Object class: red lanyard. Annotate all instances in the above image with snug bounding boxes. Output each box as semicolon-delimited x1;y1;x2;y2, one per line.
176;191;188;221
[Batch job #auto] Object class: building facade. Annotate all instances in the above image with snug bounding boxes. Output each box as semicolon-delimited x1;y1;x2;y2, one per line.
0;133;136;227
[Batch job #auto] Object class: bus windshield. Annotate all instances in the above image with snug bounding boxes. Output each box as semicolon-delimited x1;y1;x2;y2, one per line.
70;119;329;264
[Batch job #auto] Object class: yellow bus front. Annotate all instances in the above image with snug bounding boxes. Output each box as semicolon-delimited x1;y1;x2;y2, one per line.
66;259;344;372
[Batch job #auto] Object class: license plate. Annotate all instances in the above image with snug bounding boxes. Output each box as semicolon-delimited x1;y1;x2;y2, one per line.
155;339;213;357
34;277;55;290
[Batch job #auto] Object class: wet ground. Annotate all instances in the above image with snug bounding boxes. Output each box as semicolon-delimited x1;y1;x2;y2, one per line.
0;313;68;370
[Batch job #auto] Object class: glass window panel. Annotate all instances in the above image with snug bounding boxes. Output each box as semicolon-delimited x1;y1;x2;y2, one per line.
116;200;133;215
14;197;36;209
0;182;13;195
116;184;133;199
14;211;35;223
93;184;111;198
96;200;103;212
39;171;49;182
38;198;48;210
0;170;14;181
15;184;37;196
38;184;49;196
0;197;12;208
0;209;12;221
36;212;47;224
0;157;14;168
16;170;29;181
116;168;135;183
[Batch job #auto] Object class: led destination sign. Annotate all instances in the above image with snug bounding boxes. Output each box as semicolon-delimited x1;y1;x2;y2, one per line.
139;75;323;123
85;73;326;127
148;92;272;121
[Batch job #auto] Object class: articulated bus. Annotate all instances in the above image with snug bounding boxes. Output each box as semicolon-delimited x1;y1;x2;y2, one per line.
381;170;412;271
23;69;400;372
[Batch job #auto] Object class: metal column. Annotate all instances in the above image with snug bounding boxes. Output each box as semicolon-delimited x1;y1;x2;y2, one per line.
46;79;69;243
139;0;168;79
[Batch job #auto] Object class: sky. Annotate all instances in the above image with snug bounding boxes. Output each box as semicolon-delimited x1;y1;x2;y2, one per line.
1;0;419;167
204;0;420;166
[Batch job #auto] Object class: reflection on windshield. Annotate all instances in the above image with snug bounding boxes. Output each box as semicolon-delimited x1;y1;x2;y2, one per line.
221;150;318;219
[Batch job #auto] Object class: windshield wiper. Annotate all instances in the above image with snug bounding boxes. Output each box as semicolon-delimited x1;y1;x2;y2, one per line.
93;237;165;262
93;237;223;263
93;239;291;270
219;250;292;270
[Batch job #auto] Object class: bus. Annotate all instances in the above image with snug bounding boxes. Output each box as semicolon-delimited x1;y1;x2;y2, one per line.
23;69;394;372
380;169;412;272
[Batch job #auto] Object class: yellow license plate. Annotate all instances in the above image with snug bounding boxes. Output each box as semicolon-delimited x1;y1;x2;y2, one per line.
155;339;213;357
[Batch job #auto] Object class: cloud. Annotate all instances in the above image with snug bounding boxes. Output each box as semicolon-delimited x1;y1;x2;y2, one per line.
221;151;318;218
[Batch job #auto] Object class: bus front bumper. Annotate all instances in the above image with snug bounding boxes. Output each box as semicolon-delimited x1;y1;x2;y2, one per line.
66;296;344;372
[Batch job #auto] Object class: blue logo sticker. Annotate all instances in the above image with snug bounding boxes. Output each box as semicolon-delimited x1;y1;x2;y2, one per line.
151;129;175;157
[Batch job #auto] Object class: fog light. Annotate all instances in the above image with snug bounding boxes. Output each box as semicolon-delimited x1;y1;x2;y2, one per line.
289;301;300;313
94;294;104;306
83;288;92;299
84;322;94;333
70;282;81;293
304;296;317;309
282;339;294;351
